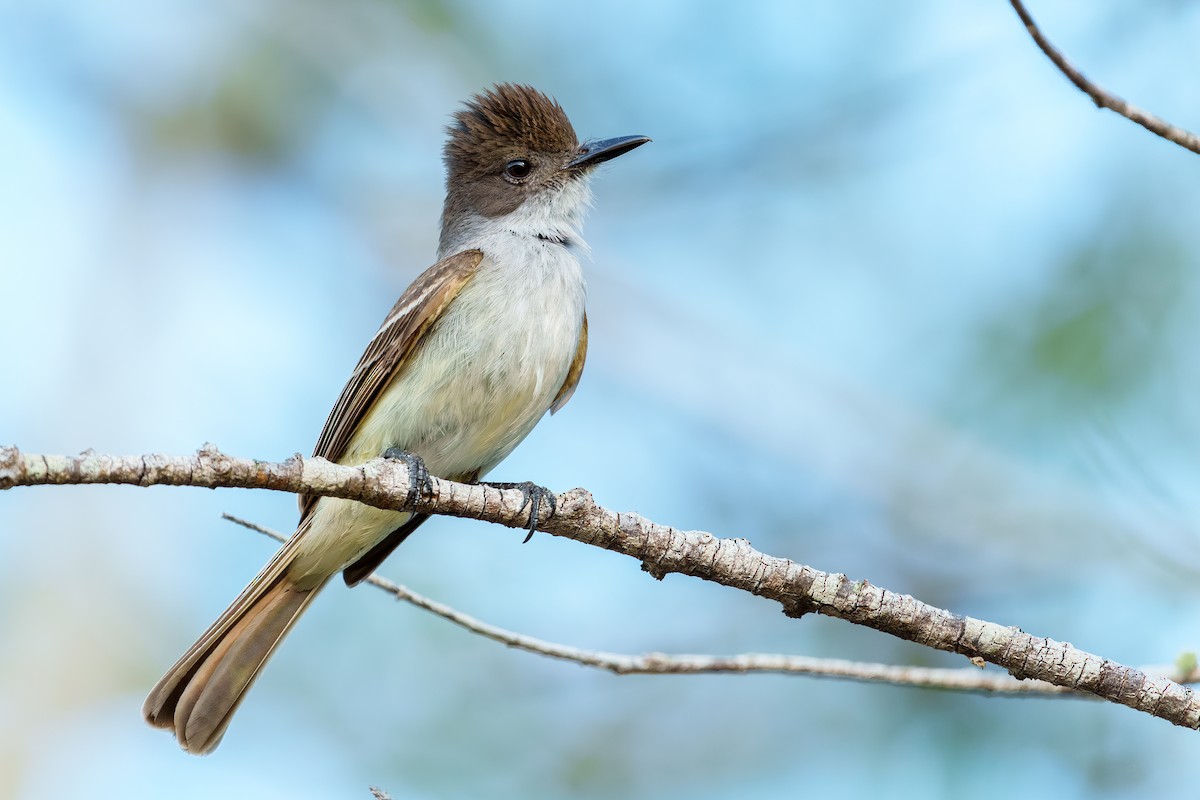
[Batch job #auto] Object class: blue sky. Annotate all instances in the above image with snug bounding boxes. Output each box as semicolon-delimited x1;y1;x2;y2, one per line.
3;1;1200;797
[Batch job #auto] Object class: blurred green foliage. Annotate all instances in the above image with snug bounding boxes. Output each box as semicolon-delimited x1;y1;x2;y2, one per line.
971;216;1189;429
139;41;324;164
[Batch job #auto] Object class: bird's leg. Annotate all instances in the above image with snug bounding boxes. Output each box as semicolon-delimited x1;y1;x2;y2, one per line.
382;447;435;505
479;481;557;543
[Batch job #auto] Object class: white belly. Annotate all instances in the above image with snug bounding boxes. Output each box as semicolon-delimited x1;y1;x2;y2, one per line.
293;238;586;578
352;241;586;476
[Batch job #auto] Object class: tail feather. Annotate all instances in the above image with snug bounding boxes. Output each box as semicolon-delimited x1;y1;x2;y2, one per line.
143;521;327;754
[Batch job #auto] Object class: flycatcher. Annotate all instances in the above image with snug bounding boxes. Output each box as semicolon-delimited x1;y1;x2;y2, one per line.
143;83;649;754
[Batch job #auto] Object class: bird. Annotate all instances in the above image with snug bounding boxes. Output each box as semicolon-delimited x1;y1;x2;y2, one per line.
142;83;649;754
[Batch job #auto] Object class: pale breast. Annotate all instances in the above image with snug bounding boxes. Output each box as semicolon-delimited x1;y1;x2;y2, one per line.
348;238;586;480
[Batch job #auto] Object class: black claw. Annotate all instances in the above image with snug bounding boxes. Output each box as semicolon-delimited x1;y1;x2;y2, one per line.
481;481;556;542
382;448;434;504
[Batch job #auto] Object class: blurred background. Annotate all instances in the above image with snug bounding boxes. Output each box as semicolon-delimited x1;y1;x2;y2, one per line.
3;0;1200;797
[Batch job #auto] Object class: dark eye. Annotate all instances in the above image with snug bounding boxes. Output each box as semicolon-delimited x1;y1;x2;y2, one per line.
504;159;532;180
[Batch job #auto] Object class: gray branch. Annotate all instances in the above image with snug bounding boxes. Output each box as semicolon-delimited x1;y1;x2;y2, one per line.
1010;0;1200;155
225;514;1198;695
3;444;1198;729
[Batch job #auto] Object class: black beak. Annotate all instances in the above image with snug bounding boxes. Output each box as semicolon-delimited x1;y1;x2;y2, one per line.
567;135;651;170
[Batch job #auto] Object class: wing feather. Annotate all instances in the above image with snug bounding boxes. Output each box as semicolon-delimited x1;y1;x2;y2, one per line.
550;313;587;415
299;249;484;522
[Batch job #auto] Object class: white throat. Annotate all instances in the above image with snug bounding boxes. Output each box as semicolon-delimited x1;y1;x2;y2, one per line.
439;177;594;259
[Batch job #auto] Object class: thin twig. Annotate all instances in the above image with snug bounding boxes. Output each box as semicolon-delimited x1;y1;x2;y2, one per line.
220;513;1199;695
1009;0;1200;155
3;445;1198;729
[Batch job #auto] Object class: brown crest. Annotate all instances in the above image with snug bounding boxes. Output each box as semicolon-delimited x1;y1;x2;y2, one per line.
443;83;579;179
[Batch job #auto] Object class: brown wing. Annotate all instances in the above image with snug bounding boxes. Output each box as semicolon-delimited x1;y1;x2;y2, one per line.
299;249;484;522
550;312;587;415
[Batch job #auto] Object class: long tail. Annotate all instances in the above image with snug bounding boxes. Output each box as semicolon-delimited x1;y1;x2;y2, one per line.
143;527;326;755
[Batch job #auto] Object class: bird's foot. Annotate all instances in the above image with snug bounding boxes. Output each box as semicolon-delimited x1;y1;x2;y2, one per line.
382;448;434;503
480;481;557;543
